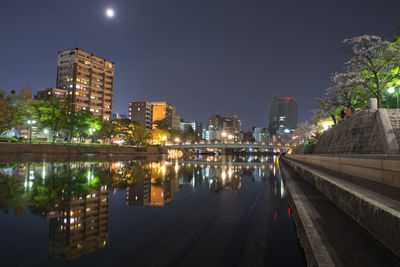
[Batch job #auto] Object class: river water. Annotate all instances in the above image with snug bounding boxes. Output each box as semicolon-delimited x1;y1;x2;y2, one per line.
0;154;305;267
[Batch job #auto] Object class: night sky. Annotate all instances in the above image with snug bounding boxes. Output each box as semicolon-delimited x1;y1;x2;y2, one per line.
1;0;399;130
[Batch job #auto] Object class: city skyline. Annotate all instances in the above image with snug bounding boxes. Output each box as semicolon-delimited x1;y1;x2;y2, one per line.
1;0;400;130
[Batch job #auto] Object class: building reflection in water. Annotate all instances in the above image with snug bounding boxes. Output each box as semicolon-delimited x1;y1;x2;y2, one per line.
125;162;179;207
49;185;110;261
0;162;112;262
0;155;286;262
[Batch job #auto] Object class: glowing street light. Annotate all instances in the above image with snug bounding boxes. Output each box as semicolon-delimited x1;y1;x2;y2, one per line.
27;119;36;143
88;128;96;143
387;86;399;108
175;137;180;143
162;135;167;145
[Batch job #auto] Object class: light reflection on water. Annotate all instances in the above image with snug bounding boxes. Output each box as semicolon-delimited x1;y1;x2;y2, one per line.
0;155;302;266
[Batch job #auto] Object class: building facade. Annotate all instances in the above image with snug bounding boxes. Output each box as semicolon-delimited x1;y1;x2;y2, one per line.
207;114;241;141
128;101;153;130
252;127;269;143
34;88;68;100
56;48;114;121
268;95;297;135
172;113;181;131
151;102;176;129
180;121;203;138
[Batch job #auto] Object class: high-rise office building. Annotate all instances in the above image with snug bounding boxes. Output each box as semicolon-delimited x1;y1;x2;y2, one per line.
129;101;153;130
56;48;114;121
268;95;297;135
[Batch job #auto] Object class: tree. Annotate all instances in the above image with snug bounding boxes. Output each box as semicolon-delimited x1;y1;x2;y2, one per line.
0;92;32;135
64;110;95;142
294;122;320;144
151;128;170;144
341;35;400;107
82;112;102;142
32;96;69;142
114;119;152;146
97;120;117;143
316;72;367;123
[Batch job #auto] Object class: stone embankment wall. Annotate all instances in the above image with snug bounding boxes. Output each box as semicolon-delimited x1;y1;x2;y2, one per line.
0;143;168;155
286;154;400;189
313;109;400;154
387;109;400;147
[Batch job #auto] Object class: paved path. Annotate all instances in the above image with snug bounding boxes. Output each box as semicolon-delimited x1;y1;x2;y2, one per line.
280;160;400;267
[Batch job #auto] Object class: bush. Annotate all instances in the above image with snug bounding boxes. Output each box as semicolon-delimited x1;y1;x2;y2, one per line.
0;136;18;142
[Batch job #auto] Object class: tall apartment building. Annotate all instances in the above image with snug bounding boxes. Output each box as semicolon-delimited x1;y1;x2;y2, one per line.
268;95;298;135
56;48;114;121
128;101;153;130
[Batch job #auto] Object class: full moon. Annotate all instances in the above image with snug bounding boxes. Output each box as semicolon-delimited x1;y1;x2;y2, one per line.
105;8;114;18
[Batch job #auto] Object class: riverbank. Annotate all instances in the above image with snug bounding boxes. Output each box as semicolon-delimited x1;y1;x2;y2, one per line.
280;154;400;264
0;143;168;155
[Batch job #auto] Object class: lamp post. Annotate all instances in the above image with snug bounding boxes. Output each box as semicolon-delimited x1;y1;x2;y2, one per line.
27;120;36;143
387;86;399;109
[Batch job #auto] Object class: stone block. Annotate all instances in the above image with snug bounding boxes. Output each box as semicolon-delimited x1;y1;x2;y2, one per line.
382;170;400;189
339;157;382;169
340;164;382;183
376;109;399;154
383;160;400;172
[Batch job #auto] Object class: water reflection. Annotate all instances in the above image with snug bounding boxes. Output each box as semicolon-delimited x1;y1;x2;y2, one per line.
0;155;289;263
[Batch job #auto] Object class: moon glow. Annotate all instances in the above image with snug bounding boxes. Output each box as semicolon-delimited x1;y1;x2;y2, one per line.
105;8;115;18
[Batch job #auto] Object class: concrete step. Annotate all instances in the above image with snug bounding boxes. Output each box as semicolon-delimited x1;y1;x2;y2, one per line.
279;160;400;266
281;155;400;259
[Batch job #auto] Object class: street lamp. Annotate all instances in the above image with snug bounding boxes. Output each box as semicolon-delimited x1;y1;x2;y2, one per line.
27;120;36;143
88;128;96;143
387;86;399;108
221;131;227;143
162;135;167;145
175;137;180;143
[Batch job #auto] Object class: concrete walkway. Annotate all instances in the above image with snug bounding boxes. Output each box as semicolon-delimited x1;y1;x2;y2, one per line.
280;158;400;266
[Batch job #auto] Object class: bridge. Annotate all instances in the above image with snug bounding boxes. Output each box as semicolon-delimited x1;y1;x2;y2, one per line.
166;142;292;153
168;159;273;168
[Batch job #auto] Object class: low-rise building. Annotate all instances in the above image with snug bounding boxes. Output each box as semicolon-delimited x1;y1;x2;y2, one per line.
128;101;153;130
34;88;68;100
